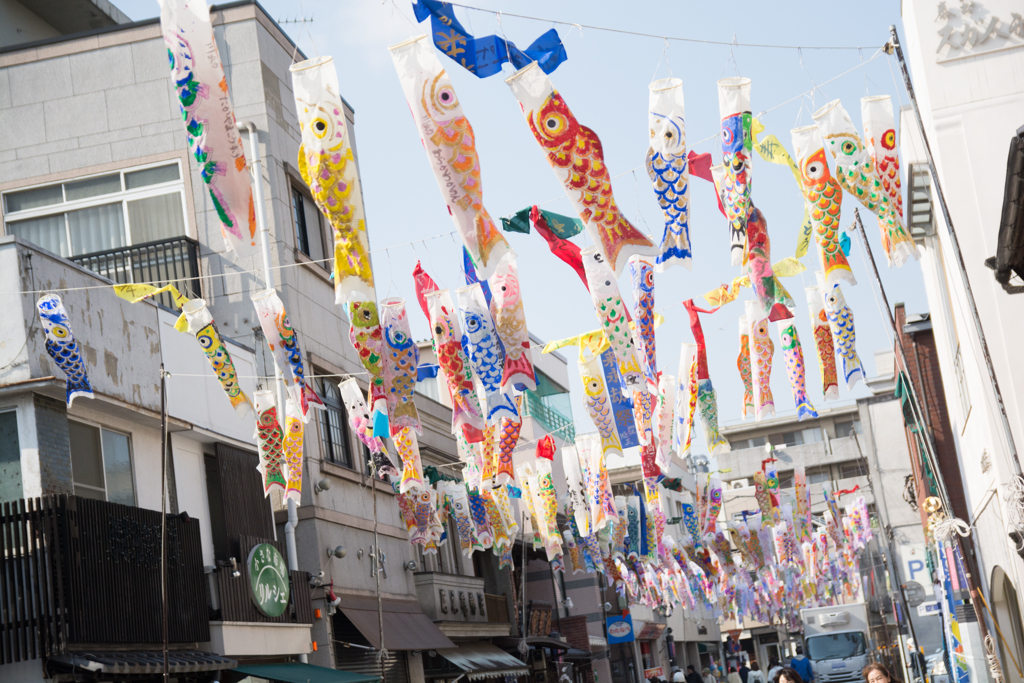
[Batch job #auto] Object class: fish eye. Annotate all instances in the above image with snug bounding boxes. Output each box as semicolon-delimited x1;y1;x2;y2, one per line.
51;325;69;339
434;325;443;335
361;309;371;320
805;161;825;180
840;140;856;155
732;157;745;173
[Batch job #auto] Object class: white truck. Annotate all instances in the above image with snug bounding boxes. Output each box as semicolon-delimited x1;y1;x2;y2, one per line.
799;602;870;683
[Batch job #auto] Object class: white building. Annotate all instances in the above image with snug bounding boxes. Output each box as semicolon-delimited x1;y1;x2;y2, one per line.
898;0;1024;674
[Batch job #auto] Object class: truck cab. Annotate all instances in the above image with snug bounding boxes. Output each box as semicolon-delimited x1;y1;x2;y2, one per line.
800;603;870;683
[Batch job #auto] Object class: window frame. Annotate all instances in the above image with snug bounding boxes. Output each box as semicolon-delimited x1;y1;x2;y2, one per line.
317;376;356;471
67;419;137;506
2;160;189;257
288;181;329;270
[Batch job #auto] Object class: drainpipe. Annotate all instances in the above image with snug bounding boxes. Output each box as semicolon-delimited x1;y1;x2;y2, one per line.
238;121;307;663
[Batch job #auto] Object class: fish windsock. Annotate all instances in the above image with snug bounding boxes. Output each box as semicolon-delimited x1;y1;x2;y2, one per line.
380;298;421;436
348;300;388;421
389;36;511;279
290;56;375;303
282;400;304;502
718;77;752;266
776;320;818;421
37;294;94;407
792;125;856;288
254;390;288;495
507;62;656;277
488;255;537;392
746;301;775;421
426;289;486;439
581;247;645;391
654;373;676;473
182;299;252;416
629;256;658;391
814;99;916;268
251;288;323;422
863;95;917;266
456;283;518;424
338;378;398;477
674;343;698;455
819;279;864;390
395;426;425;493
737;314;754;420
806;285;840;400
579;348;623;458
647;77;692;272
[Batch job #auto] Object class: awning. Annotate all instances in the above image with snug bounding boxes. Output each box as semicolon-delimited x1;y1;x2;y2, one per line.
51;651;235;675
437;642;529;680
563;648;593;661
338;595;455;651
234;662;379;683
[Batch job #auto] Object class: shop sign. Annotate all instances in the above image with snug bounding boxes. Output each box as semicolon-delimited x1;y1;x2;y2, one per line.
637;622;667;640
607;614;635;644
645;668;665;679
247;542;290;617
934;2;1024;63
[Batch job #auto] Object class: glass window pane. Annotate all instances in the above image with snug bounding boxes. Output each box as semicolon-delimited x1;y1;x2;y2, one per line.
5;184;64;212
68;203;126;256
127;193;185;244
125;164;179;190
302;194;325;262
10;214;68;257
65;174;121;201
292;188;309;255
69;421;105;489
0;412;22;505
101;429;135;506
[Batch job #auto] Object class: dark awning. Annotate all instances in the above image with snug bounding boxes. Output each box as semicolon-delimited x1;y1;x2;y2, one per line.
437;642;529;680
52;651;235;675
563;648;593;662
234;662;379;683
338;595;455;651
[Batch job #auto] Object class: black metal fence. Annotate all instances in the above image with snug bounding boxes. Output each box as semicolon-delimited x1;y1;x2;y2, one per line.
70;236;202;309
0;495;208;665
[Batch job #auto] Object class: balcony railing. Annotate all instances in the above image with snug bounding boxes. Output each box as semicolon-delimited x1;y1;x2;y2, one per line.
522;391;575;442
70;236;202;309
0;495;208;666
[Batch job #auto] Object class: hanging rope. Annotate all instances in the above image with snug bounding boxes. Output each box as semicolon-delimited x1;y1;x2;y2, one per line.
985;635;1005;683
518;511;528;656
371;461;390;681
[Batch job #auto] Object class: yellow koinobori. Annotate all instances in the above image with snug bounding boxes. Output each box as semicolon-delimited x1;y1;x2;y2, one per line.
290;56;376;306
541;314;665;356
750;119;813;259
113;283;191;331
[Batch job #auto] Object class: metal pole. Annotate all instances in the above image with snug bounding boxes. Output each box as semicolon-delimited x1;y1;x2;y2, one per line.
888;25;1023;480
238;121;307;663
160;363;169;682
371;462;387;683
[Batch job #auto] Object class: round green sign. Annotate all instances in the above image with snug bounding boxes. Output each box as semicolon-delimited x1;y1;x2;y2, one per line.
246;543;290;617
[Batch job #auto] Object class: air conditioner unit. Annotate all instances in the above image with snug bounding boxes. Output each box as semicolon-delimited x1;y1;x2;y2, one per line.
730;479;750;490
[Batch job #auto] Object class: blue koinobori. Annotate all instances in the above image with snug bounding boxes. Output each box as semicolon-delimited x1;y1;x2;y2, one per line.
37;294;94;407
413;0;567;78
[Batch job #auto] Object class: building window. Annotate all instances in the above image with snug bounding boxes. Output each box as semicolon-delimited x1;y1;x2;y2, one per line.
778;470;794;489
839;460;868;479
291;186;327;265
954;345;971;419
0;411;21;504
908;164;934;239
318;378;353;469
835;420;862;438
805;465;831;485
68;421;135;505
3;162;186;257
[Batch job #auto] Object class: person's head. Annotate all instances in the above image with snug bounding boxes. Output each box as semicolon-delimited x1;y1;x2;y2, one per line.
795;646;803;656
863;663;897;683
777;667;803;683
769;658;779;668
689;666;697;673
750;662;760;672
703;669;711;676
730;667;736;674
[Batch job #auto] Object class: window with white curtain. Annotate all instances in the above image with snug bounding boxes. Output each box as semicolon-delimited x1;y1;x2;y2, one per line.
2;162;187;257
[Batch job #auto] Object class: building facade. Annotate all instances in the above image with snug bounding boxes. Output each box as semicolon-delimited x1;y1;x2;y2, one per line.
898;0;1024;676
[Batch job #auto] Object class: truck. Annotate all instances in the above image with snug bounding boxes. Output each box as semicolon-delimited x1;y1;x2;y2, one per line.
799;602;870;683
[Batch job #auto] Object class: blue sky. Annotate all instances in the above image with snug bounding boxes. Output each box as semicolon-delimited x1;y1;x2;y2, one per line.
124;0;930;454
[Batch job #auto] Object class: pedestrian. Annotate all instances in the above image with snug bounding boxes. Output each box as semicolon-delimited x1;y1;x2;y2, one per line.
686;665;704;683
674;668;686;683
789;647;814;683
862;663;900;683
703;668;716;683
728;666;743;683
767;659;783;683
740;661;751;683
777;667;805;683
747;662;765;683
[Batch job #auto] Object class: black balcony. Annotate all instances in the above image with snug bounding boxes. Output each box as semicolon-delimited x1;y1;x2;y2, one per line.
70;237;202;309
0;495;208;666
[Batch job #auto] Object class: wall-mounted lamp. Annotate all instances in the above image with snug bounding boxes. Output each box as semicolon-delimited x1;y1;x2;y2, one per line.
357;548;364;560
315;478;331;492
603;602;613;612
561;597;574;609
404;560;418;572
327;545;347;559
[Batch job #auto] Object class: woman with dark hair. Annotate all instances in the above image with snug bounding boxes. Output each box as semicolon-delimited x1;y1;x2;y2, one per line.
728;666;743;683
776;667;805;683
862;663;899;683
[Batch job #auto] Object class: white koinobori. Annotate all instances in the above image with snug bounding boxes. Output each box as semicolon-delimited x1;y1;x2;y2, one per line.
561;445;591;537
389;35;512;280
647;77;692;272
157;0;257;259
